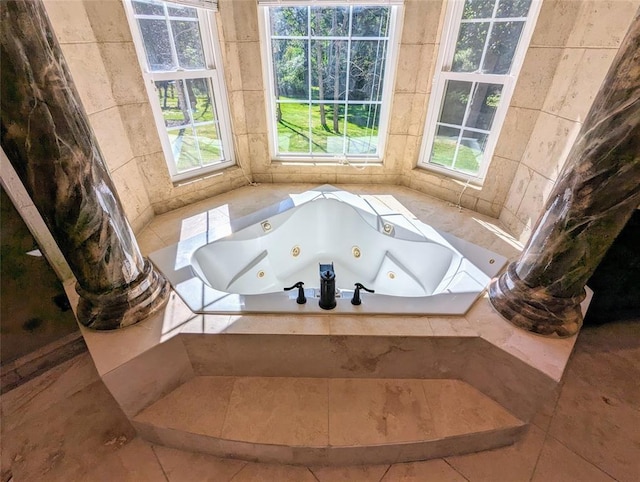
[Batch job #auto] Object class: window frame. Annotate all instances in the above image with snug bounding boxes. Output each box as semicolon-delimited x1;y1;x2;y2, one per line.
124;0;235;182
418;0;541;184
258;2;403;164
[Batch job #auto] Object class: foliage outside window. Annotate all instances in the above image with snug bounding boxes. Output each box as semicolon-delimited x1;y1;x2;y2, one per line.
127;0;234;180
420;0;538;180
261;3;400;161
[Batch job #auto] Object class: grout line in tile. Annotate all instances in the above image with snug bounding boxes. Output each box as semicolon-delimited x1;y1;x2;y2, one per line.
307;466;322;482
549;434;619;481
218;376;237;438
228;461;249;481
377;464;392;481
227;460;249;482
419;379;437;438
528;428;549;482
150;444;171;482
326;378;331;447
443;458;471;481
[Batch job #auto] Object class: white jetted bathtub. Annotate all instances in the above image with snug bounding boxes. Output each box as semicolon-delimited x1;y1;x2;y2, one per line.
150;186;507;315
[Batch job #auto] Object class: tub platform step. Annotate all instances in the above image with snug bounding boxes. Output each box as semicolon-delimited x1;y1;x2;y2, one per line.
133;376;526;466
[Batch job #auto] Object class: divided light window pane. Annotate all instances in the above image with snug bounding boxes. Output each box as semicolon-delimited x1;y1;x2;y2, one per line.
424;0;533;178
131;0;230;176
266;4;394;159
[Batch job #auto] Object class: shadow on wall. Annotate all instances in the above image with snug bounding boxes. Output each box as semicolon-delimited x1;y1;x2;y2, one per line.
585;209;640;324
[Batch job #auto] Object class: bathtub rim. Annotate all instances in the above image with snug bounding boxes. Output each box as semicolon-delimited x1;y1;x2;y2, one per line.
148;185;508;315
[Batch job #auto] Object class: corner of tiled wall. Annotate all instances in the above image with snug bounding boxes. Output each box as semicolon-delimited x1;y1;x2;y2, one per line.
42;0;155;234
499;0;640;243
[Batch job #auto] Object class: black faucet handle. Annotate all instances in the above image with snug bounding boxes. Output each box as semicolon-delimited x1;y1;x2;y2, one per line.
352;283;375;305
355;283;375;293
284;281;306;304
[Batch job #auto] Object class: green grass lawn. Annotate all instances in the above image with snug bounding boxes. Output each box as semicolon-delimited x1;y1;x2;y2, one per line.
158;90;222;172
168;124;222;172
159;91;480;173
277;100;379;155
431;136;481;174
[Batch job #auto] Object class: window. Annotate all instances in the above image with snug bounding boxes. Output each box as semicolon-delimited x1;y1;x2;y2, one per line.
125;0;234;181
419;0;540;181
259;2;401;162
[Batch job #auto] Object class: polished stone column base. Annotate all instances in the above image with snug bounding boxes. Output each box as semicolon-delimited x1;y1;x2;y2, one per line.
76;260;170;330
488;264;585;338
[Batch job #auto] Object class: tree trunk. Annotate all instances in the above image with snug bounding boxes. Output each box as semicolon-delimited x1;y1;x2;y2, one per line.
315;12;327;129
332;10;340;134
176;80;190;123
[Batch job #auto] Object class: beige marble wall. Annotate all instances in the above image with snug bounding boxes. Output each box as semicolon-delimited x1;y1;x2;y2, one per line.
43;0;249;220
39;0;640;236
216;0;439;186
42;0;153;232
499;0;640;242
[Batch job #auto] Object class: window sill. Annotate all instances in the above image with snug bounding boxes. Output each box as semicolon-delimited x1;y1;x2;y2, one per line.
271;158;384;169
171;162;238;187
415;163;485;187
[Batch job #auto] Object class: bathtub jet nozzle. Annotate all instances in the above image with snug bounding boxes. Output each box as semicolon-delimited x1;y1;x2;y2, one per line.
319;263;336;310
284;281;306;304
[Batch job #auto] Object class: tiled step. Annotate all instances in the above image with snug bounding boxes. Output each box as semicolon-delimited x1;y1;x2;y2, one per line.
133;376;526;466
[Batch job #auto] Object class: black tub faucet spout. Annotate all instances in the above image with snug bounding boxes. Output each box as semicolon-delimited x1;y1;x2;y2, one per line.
319;263;336;310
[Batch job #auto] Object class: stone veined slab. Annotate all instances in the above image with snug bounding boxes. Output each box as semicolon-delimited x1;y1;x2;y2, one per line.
133;376;526;466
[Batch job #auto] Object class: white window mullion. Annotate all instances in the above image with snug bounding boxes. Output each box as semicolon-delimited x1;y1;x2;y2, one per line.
419;0;541;183
163;3;181;70
124;0;235;181
342;6;354;154
260;2;400;162
307;5;313;155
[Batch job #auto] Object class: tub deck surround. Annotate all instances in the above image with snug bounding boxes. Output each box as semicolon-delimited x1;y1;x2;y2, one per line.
75;184;583;465
149;186;508;315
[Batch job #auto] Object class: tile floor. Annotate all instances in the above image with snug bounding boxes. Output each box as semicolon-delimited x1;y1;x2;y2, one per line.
1;319;638;481
2;185;638;481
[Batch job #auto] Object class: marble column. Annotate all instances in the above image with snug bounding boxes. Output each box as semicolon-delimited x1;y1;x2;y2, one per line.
489;11;640;338
0;0;170;330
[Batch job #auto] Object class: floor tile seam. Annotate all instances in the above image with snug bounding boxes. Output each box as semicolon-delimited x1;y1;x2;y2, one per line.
546;433;620;481
149;444;171;482
306;466;322;482
228;460;250;482
443;458;472;482
377;463;393;481
145;225;171;247
418;377;440;439
326;376;331;452
528;428;549;482
226;459;249;481
143;225;167;245
217;376;238;440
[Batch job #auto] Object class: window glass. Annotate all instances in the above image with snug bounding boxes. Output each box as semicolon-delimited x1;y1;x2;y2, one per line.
462;0;495;19
139;19;174;71
421;0;536;178
132;0;163;16
264;4;396;159
452;23;488;73
270;7;308;36
130;0;233;177
484;21;524;74
167;4;197;18
496;0;531;17
172;20;206;69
